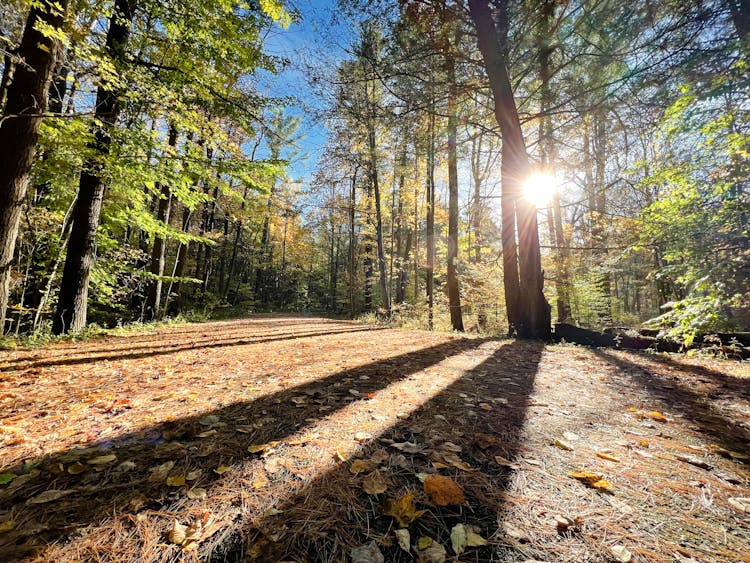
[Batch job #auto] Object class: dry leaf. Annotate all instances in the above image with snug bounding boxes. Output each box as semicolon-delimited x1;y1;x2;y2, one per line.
362;470;388;495
465;525;487;547
333;450;348;462
368;449;389;465
391;441;424;454
350;541;384;563
473;432;499;449
611;545;632;562
0;519;16;533
418;537;432;550
187;488;207;500
501;521;528;541
597;452;620;462
252;471;270;489
28;489;73;504
384;492;426;527
349;459;370;475
569;469;603;486
186;470;201;481
494;455;520;469
247;442;277;454
450;524;467;555
424;474;464;506
647;411;667;422
87;454;117;465
416;538;446;563
166;475;186;487
442;453;473;471
728;497;750;513
395;529;410;552
169;520;187;545
674;454;712;470
552;439;574;451
639;440;649;448
214;465;231;475
592;479;614;492
148;460;175;482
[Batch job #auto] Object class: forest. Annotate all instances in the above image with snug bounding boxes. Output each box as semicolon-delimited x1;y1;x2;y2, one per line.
0;0;746;344
0;1;749;562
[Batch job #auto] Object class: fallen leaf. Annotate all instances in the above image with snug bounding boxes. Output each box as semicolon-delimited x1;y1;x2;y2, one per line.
87;454;117;465
169;520;187;545
349;459;370;475
187;488;207;500
199;415;220;426
0;519;16;533
395;529;410;552
418;537;432;550
252;471;270;489
569;469;603;486
417;538;446;563
501;521;528;541
369;449;389;465
0;473;17;484
350;541;384;563
424;474;464;506
148;460;175;482
494;455;520;469
728;497;750;513
186;470;201;480
196;429;217;438
442;453;473;471
555;515;583;532
474;432;499;449
552;439;574;451
450;524;467;555
28;489;73;504
384;492;426;527
166;475;186;487
465;525;488;547
592;479;614;493
391;441;424;454
214;465;231;475
597;452;620;463
639;440;649;448
354;432;368;442
611;545;633;562
647;411;667;422
247;442;277;454
333;450;348;462
362;470;388;495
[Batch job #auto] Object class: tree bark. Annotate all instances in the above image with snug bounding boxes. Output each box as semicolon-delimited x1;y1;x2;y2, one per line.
145;124;178;320
467;0;551;339
426;110;436;330
53;0;133;334
0;0;67;333
369;124;390;312
445;46;464;332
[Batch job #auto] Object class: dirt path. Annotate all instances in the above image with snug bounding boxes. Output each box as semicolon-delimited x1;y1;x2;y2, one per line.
0;316;748;562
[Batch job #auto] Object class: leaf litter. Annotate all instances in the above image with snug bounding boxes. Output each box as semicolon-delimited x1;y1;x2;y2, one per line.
0;316;748;562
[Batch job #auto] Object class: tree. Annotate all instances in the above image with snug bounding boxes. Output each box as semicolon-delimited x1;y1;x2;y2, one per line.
0;0;68;333
467;0;551;339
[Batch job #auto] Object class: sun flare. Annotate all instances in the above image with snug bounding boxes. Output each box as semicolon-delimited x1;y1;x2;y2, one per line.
522;172;556;207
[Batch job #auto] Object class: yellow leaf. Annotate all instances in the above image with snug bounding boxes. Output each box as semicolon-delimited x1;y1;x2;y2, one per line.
252;471;270;489
417;536;433;550
647;411;667;422
569;469;603;486
597;452;620;463
169;520;187;545
214;465;231;475
333;450;348;462
639;440;649;448
167;475;186;487
384;492;426;527
0;519;16;533
187;488;207;500
423;474;465;506
592;479;614;493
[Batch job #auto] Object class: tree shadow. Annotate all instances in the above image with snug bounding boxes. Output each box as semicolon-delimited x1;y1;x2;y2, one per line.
0;324;387;371
212;340;545;562
0;335;494;560
633;352;750;394
592;349;750;457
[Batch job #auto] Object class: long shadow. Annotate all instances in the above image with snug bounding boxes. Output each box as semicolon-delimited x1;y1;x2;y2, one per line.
634;352;750;394
0;336;491;561
0;326;386;371
0;316;362;367
593;349;750;458
212;340;545;562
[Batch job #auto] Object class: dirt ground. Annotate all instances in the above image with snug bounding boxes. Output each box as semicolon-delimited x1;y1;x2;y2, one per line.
0;316;748;562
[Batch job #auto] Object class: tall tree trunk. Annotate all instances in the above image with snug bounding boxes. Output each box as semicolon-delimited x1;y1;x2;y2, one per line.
167;206;191;315
446;48;464;332
426;110;436;330
0;0;67;333
349;168;358;317
53;0;134;334
471;131;483;263
369;124;390;312
468;0;551;339
145;125;178;320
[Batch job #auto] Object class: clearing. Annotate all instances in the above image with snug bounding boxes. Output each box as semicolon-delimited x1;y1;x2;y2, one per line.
0;316;748;562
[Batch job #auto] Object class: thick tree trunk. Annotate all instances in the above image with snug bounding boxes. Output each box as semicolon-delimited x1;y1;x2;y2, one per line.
0;0;67;333
145;125;178;320
53;0;133;334
445;52;464;332
468;0;551;339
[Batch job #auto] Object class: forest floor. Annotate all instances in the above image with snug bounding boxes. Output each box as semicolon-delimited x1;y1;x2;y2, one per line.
0;315;749;563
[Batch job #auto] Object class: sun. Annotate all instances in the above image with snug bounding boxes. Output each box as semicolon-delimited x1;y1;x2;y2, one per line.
522;172;556;207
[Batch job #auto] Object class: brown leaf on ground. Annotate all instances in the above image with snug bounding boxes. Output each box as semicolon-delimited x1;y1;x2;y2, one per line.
423;474;465;506
384;492;426;527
